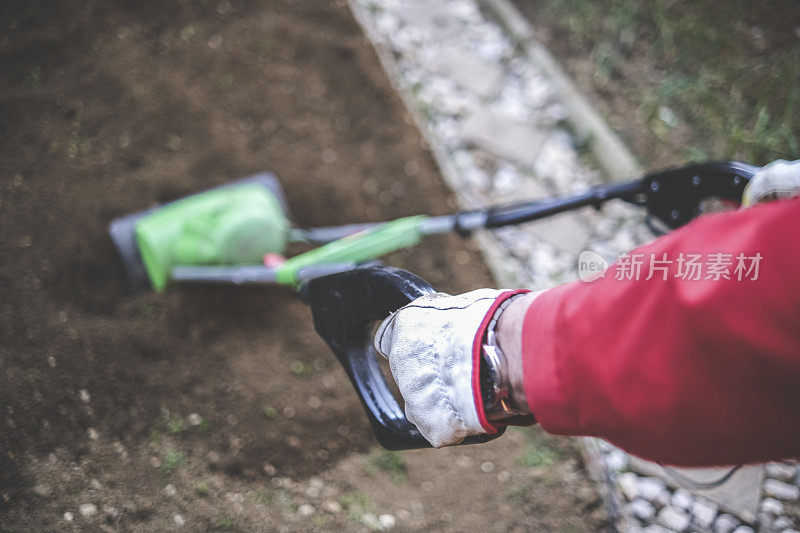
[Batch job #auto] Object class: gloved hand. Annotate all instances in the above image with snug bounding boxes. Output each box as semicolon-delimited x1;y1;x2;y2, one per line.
374;289;523;447
742;159;800;207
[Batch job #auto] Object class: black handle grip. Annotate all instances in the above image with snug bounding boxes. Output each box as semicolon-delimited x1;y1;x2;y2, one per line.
306;266;504;450
643;161;758;228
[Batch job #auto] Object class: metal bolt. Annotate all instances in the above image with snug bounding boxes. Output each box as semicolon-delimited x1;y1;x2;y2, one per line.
671;209;680;220
733;176;742;186
691;175;701;186
650;181;660;192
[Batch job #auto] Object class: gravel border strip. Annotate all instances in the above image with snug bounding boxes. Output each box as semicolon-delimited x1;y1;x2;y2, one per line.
477;0;643;184
347;0;526;288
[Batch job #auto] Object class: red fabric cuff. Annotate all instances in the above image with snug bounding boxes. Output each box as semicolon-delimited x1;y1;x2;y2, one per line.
471;289;532;434
521;284;578;435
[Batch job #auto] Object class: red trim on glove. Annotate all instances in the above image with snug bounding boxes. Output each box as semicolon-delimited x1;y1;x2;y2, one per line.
471;289;531;433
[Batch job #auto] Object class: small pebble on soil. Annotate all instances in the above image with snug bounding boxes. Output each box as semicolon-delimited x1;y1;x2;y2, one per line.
297;503;314;516
79;503;98;517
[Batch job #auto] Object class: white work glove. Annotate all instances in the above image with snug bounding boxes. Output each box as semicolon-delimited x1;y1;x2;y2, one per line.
374;289;512;447
742;159;800;207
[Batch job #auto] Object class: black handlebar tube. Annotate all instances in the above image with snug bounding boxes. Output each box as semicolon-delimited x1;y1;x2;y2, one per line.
481;180;645;230
449;160;757;235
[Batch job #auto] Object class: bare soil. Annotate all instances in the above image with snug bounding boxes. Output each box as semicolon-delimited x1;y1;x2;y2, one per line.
0;0;607;531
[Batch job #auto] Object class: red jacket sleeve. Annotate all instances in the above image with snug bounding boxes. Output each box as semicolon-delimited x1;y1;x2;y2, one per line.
522;197;800;466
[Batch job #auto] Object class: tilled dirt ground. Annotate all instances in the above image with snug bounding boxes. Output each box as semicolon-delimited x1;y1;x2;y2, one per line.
0;1;607;530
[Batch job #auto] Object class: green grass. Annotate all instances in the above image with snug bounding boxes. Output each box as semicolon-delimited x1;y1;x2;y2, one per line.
530;0;800;164
516;430;567;468
253;489;271;505
339;491;371;512
160;449;186;476
518;443;563;467
216;516;234;531
166;417;185;436
339;492;376;527
195;482;209;497
260;405;278;419
196;418;211;432
289;360;310;376
366;450;406;482
273;488;296;511
506;483;532;504
180;23;203;42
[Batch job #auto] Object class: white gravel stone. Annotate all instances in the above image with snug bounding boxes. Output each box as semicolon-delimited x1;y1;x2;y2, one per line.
617;472;639;501
297;503;315;516
624;520;645;533
714;513;740;533
760;497;784;515
79;503;98;517
657;505;690;532
164;484;177;497
764;478;800;501
758;511;774;531
731;526;754;533
493;165;521;195
225;492;244;504
305;485;321;498
63;511;74;521
79;389;90;403
454;455;472;468
322;500;342;514
87;428;98;440
651;489;671;509
378;513;396;529
173;514;185;527
628;499;656;521
362;512;380;529
690;498;718;529
671;488;694;509
605;449;629;472
636;477;667;501
187;413;202;426
766;462;796;483
375;12;399;35
32;482;52;497
773;516;795;530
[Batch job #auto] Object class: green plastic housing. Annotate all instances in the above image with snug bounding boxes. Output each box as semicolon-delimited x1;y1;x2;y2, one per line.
275;215;428;286
135;183;289;291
